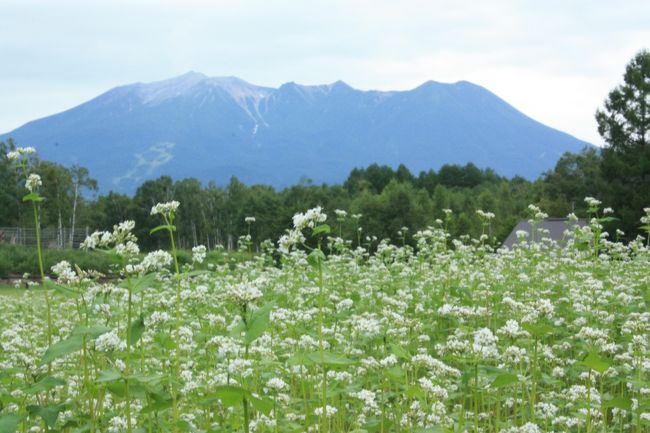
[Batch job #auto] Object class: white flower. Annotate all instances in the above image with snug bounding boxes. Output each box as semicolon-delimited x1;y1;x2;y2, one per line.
266;377;288;391
95;329;126;352
51;261;77;283
476;209;495;220
350;389;379;413
226;282;263;305
150;201;180;217
277;229;305;254
9;146;36;160
115;240;140;258
472;327;499;358
292;206;327;231
192;245;207;263
108;416;128;433
139;250;172;272
18;146;36;155
25;173;42;192
498;320;524;338
314;405;337;418
584;197;601;207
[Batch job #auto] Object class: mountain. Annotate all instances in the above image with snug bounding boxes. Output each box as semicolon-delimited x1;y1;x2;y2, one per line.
0;72;592;192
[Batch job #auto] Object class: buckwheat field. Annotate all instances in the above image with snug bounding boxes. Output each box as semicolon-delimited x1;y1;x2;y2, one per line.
2;149;650;433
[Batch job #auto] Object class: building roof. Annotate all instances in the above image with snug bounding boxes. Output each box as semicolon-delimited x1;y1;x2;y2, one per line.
502;218;588;248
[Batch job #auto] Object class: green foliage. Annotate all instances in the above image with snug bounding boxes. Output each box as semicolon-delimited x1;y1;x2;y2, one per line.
0;244;120;278
0;414;22;433
243;304;272;345
596;49;650;237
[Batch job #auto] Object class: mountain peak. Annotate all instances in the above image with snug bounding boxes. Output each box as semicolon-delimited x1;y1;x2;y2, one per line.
177;70;207;80
0;73;592;192
131;73;269;106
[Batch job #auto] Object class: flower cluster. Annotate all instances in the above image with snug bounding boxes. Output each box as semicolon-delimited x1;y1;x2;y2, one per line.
80;220;137;251
292;206;327;231
25;173;42;192
7;146;36;161
192;245;207;263
150;201;180;218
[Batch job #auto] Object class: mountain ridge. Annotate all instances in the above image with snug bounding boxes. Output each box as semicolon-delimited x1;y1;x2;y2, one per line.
0;72;592;192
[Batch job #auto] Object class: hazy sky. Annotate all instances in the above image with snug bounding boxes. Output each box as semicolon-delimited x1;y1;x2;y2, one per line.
1;0;649;144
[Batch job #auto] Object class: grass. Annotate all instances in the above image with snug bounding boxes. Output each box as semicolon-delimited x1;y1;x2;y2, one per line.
0;283;36;297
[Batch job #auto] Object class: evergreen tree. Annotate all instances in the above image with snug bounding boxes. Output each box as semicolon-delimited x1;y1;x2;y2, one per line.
596;49;650;235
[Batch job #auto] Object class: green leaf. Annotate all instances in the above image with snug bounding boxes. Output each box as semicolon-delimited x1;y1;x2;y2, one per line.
582;351;611;374
286;352;314;366
405;385;425;399
521;322;554;337
390;344;411;360
205;386;272;415
229;320;247;338
71;324;112;339
307;249;326;268
604;396;632;411
22;192;44;202
40;334;84;365
141;399;173;414
154;332;175;350
96;369;122;383
248;395;273;415
127;373;163;384
129;315;145;346
26;375;66;394
414;427;445;433
120;273;158;293
386;365;405;381
244;304;273;345
207;385;247;407
44;278;78;298
150;224;176;235
312;224;331;236
307;351;356;366
0;414;22;433
27;403;66;428
490;372;519;388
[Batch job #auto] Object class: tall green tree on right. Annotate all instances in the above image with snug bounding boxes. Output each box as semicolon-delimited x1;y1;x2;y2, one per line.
596;49;650;236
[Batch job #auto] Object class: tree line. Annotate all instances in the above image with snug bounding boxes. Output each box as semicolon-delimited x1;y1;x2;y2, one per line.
1;49;648;250
0;142;610;251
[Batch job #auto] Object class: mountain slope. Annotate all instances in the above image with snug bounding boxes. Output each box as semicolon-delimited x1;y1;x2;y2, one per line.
1;72;592;192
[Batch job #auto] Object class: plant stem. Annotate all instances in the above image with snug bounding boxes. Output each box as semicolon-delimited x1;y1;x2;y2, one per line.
167;218;182;433
125;274;134;433
317;242;327;433
32;200;53;373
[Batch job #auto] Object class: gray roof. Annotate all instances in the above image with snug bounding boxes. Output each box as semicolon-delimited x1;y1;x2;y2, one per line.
502;218;587;248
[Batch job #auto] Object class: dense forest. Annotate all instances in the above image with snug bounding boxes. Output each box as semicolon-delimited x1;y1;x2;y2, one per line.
0;139;610;250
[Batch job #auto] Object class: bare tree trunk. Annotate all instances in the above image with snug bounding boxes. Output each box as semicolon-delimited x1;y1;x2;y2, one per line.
70;182;79;248
58;211;63;249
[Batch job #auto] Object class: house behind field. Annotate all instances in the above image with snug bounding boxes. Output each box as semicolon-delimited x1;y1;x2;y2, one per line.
503;218;587;248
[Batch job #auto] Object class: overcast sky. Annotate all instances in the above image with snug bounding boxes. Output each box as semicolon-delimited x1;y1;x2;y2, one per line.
1;0;649;145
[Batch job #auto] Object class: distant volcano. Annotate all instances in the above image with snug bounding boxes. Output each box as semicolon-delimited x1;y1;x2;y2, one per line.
1;72;592;192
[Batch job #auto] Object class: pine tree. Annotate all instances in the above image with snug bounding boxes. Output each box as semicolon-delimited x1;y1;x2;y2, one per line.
596;49;650;235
